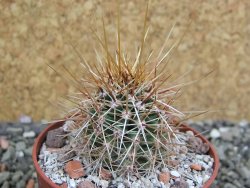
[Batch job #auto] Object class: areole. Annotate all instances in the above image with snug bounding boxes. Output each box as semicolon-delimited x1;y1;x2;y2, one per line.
32;121;219;188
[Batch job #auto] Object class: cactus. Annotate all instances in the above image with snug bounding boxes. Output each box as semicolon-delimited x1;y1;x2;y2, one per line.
64;2;188;179
66;53;187;178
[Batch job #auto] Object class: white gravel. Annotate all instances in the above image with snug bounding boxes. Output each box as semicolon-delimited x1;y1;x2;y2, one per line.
38;134;214;188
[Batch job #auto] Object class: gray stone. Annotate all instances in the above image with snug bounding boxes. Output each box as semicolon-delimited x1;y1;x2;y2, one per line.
221;132;234;141
216;145;226;160
237;166;250;179
12;170;23;182
231;127;241;138
0;172;10;184
29;123;47;134
2;181;9;188
16;158;30;172
221;127;241;141
16;180;26;188
232;179;243;188
238;120;248;127
16;141;26;151
22;170;33;182
24;146;33;156
224;183;235;188
1;146;15;161
227;171;239;179
45;128;66;148
6;127;23;135
218;127;229;132
170;178;189;188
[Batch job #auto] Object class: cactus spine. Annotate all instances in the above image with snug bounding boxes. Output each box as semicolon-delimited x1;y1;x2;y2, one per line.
65;2;187;179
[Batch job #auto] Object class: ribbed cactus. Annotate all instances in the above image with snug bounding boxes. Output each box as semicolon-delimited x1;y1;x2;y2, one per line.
67;64;186;178
65;2;187;180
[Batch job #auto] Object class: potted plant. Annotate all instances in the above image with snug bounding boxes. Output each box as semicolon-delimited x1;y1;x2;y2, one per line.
33;3;219;188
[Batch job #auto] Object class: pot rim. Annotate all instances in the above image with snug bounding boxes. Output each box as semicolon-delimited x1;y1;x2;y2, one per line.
32;121;219;188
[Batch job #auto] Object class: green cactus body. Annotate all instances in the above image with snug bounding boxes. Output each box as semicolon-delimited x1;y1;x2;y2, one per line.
64;1;188;179
70;80;184;178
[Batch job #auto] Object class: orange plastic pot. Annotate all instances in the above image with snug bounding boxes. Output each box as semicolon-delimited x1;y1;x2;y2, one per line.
33;121;219;188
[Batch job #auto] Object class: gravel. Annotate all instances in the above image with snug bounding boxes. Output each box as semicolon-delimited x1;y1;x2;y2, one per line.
188;120;250;188
0;119;249;188
39;134;214;187
0;121;47;188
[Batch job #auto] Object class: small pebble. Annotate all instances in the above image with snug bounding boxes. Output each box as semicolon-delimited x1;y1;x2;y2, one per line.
26;178;35;188
16;141;26;151
159;172;170;184
210;129;220;138
2;181;9;188
190;164;203;171
117;183;125;188
203;174;210;183
45;128;65;148
196;176;203;184
100;180;109;188
78;180;96;188
186;131;194;136
170;170;180;178
23;131;36;138
0;137;9;149
69;179;76;187
64;160;85;179
171;178;189;188
0;172;10;184
186;179;194;186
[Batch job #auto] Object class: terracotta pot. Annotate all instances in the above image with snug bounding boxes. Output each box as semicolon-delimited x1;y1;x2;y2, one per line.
33;121;219;188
